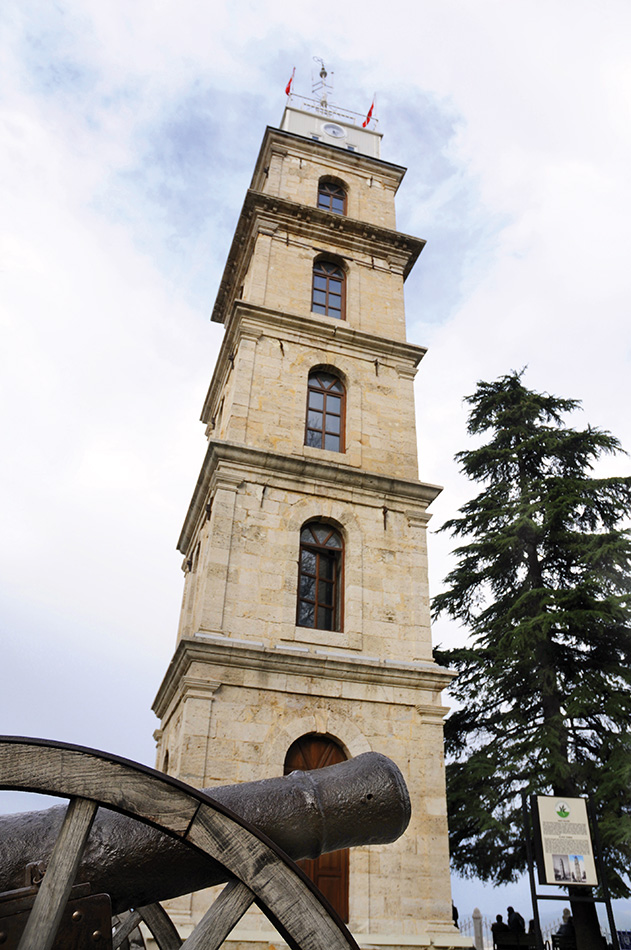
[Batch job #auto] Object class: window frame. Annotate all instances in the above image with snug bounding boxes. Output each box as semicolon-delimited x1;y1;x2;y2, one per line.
304;370;346;453
311;259;346;321
296;522;344;632
317;179;347;215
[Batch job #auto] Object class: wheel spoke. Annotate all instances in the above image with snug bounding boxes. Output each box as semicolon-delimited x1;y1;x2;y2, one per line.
113;909;143;948
17;796;98;950
181;879;255;950
137;902;183;949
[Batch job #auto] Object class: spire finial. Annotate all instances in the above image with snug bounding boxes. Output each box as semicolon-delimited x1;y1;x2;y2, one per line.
312;57;333;111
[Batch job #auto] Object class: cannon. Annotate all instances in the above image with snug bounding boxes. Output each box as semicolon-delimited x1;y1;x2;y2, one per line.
0;737;411;950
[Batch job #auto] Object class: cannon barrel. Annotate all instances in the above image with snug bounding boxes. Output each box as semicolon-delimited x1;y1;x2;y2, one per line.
0;751;410;913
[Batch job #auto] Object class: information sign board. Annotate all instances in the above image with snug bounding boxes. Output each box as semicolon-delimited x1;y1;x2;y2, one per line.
533;796;598;886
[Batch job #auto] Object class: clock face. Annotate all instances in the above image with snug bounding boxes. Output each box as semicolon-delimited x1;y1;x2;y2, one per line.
323;123;346;139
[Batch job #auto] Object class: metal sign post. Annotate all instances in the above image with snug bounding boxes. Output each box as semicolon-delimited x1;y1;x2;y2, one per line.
522;792;546;950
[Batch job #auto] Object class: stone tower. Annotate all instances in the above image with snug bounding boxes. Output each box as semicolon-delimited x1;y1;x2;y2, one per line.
153;94;459;950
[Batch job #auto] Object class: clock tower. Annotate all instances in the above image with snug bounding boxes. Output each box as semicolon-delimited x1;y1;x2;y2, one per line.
152;87;461;950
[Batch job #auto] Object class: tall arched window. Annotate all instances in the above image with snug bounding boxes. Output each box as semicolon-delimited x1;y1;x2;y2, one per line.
312;260;345;320
317;180;346;215
284;734;349;922
305;371;345;452
297;522;343;631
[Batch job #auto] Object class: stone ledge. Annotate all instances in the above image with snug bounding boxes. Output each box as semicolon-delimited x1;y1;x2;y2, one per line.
201;300;427;426
152;634;453;720
149;926;472;950
211;188;424;324
178;439;442;555
251;126;407;196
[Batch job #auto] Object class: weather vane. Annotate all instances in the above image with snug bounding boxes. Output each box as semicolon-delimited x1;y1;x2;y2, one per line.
312;56;334;110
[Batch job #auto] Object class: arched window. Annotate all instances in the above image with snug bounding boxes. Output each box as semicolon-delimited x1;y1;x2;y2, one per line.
317;180;346;215
305;371;345;452
297;522;343;631
312;260;345;320
284;734;349;922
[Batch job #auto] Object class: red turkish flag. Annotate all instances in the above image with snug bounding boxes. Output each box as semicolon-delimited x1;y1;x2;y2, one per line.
362;100;374;128
285;68;295;96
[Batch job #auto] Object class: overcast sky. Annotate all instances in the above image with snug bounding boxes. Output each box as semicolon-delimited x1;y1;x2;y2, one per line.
2;0;630;930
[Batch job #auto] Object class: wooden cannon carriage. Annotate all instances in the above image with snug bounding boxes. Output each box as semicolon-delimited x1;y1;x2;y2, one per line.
0;737;411;950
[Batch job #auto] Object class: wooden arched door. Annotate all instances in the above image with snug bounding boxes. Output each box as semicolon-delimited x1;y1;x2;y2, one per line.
284;734;350;922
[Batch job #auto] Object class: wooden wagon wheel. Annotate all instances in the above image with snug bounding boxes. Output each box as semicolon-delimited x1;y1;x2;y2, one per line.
0;737;361;950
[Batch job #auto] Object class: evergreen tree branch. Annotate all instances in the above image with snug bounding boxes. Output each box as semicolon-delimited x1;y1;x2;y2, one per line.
433;370;631;898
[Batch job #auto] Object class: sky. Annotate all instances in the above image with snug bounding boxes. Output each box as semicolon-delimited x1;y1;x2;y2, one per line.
2;0;631;932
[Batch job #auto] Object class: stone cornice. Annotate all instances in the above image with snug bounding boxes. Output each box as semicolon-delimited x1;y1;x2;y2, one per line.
251;126;407;194
152;634;454;720
200;300;427;424
211;190;425;324
177;440;442;554
156;675;222;733
226;929;471;949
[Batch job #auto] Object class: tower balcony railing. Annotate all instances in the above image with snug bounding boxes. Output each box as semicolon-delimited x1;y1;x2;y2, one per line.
286;93;378;129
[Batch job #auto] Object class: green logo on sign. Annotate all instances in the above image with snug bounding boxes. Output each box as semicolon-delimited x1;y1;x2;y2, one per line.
556;802;570;818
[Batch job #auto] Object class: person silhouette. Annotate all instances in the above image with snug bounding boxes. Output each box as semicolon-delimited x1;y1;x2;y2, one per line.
492;914;510;936
507;906;526;933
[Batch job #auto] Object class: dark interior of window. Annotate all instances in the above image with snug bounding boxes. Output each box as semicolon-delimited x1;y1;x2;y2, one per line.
305;372;345;452
312;260;344;319
297;523;343;631
317;180;346;214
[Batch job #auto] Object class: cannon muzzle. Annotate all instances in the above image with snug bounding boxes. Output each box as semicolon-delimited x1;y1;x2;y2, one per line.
0;751;410;913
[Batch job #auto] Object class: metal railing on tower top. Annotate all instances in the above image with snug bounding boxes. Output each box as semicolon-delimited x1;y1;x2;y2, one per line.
286;93;378;130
